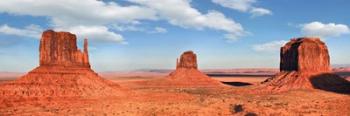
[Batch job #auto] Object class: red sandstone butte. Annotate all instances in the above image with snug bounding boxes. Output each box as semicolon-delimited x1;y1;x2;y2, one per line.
167;51;221;87
261;37;350;93
0;30;123;99
39;30;90;67
279;37;330;73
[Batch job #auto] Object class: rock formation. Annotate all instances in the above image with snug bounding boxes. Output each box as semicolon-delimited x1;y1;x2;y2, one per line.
176;51;198;69
0;30;123;99
167;51;221;87
39;30;90;68
279;38;330;73
261;37;350;93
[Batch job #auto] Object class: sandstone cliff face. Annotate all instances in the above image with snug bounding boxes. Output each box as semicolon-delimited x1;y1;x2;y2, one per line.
0;30;122;99
40;30;90;68
261;37;350;93
168;51;221;87
280;38;330;73
176;51;198;69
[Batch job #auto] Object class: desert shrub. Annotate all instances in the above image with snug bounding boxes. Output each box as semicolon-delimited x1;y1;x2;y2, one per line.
230;104;244;113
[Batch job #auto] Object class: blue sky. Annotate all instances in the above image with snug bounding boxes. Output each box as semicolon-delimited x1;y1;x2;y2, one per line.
0;0;349;72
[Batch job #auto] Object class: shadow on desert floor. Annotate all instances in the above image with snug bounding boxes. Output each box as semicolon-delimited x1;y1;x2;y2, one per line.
310;73;350;95
221;81;253;86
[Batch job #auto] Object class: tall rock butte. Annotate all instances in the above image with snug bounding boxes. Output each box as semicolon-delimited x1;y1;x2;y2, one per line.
0;30;123;99
261;37;350;93
279;38;330;73
39;30;90;68
176;51;198;69
167;51;221;87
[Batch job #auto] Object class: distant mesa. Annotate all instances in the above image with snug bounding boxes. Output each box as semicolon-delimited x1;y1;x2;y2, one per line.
0;30;123;99
261;37;350;93
167;51;222;87
175;51;198;69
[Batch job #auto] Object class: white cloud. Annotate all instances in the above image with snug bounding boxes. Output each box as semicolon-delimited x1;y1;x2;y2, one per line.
0;0;247;42
0;0;157;26
0;24;126;44
253;40;288;52
0;24;42;38
301;21;350;38
212;0;255;12
112;24;145;32
55;26;125;44
212;0;272;17
0;0;157;44
112;24;167;34
250;7;272;17
150;27;167;33
128;0;246;41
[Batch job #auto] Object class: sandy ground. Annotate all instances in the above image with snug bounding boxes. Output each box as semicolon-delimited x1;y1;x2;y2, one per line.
0;73;349;115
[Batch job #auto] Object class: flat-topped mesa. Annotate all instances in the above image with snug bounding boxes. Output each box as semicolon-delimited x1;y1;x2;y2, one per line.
39;30;90;68
260;37;350;93
280;37;330;73
176;51;198;69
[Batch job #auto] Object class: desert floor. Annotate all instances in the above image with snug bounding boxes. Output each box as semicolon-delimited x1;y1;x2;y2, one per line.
0;74;349;116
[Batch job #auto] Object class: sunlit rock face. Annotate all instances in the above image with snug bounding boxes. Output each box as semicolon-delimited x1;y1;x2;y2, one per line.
176;51;198;69
0;30;123;99
260;37;350;93
280;37;330;73
39;30;90;68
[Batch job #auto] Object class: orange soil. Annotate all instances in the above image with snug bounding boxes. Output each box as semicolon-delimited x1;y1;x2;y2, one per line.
0;74;349;115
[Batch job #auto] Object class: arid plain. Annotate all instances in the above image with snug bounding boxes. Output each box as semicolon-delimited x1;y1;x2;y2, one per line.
0;69;349;115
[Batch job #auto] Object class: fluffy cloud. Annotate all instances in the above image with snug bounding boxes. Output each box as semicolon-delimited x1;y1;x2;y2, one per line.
0;24;126;44
0;0;156;43
0;24;42;38
55;26;125;44
0;0;157;26
128;0;246;40
301;22;350;38
212;0;255;12
250;7;272;17
0;0;247;42
112;24;145;32
253;40;288;52
112;24;167;34
212;0;272;17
